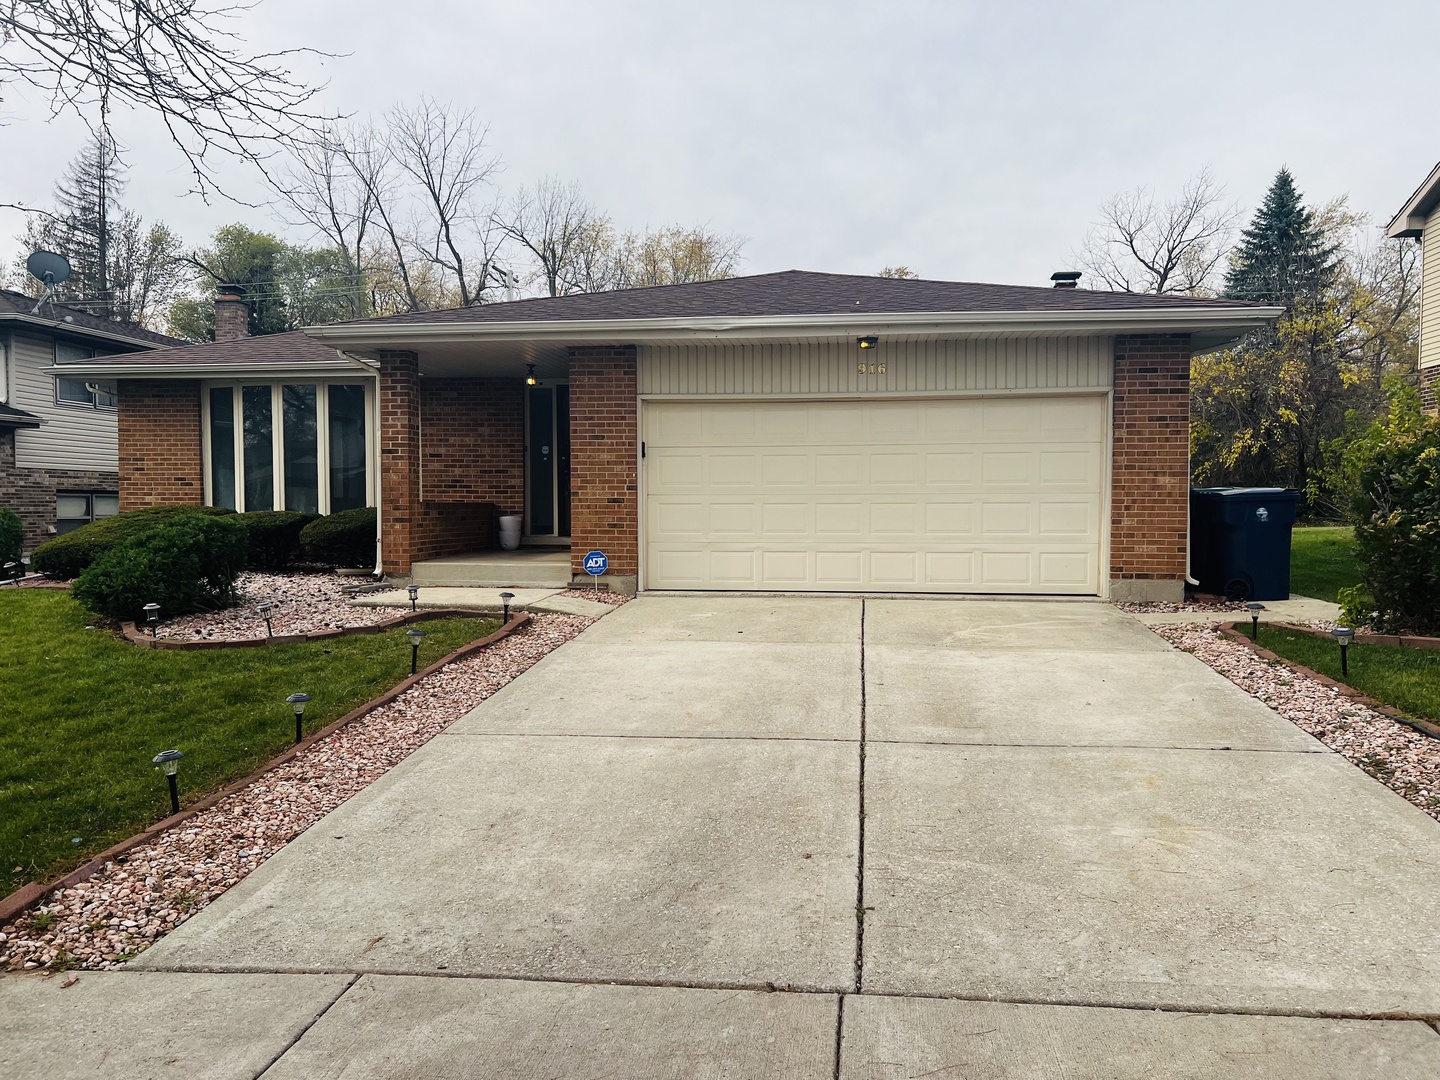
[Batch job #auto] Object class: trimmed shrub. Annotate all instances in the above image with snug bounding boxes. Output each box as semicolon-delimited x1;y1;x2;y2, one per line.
1350;418;1440;634
0;508;22;572
237;510;316;571
72;514;248;621
30;505;234;580
299;507;376;568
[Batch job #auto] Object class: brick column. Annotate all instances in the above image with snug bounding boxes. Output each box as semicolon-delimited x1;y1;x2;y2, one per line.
568;345;638;592
1421;366;1438;415
117;380;203;510
1110;334;1192;602
378;351;420;575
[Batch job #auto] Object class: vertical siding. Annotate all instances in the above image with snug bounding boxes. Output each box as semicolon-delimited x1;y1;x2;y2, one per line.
1423;211;1440;370
10;332;119;470
637;337;1112;396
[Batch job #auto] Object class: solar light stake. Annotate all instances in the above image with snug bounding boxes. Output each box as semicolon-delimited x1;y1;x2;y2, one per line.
152;749;184;815
257;601;275;638
1333;627;1355;679
499;591;515;622
1247;602;1265;641
142;602;160;637
3;561;17;585
407;583;419;612
406;628;426;675
286;692;311;744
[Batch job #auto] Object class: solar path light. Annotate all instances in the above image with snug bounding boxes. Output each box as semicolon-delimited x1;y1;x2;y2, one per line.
406;627;426;675
152;749;184;815
408;583;419;612
142;602;160;637
286;692;311;744
499;591;515;622
258;601;275;638
1247;602;1265;641
3;561;17;585
1332;627;1355;678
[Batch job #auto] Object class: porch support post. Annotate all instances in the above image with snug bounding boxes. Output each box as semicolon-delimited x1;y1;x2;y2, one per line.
567;345;639;594
378;350;420;576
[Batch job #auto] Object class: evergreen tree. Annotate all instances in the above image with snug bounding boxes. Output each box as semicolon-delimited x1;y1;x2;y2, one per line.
1223;167;1339;307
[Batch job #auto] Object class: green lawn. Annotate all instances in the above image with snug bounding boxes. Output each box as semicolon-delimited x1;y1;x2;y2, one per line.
0;590;497;895
1256;625;1440;724
1290;525;1359;603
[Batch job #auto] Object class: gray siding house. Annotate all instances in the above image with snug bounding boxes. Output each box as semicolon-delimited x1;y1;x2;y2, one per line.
0;289;178;552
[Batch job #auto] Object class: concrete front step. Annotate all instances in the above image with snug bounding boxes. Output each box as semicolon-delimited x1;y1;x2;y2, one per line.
411;551;571;588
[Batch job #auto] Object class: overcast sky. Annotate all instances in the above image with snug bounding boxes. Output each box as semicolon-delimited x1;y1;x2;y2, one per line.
2;0;1437;291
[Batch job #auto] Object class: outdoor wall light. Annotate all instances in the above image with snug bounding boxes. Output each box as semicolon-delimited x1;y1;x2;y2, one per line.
406;627;427;674
1247;602;1265;641
142;602;160;637
525;363;539;387
1332;627;1355;678
286;692;311;744
152;749;184;815
857;335;879;349
407;583;419;612
499;591;515;622
258;601;275;638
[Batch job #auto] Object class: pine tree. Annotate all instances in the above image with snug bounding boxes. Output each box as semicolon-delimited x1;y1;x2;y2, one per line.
51;137;125;311
1223;168;1339;307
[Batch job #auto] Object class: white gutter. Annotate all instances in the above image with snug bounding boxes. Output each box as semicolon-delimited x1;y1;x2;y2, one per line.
303;305;1283;347
1;311;175;350
41;357;373;379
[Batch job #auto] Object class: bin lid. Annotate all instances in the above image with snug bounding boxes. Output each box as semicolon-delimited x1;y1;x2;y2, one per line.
1191;487;1297;496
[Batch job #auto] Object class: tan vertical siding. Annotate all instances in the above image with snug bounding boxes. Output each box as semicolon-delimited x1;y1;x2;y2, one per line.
1422;210;1440;370
637;337;1112;396
10;332;119;470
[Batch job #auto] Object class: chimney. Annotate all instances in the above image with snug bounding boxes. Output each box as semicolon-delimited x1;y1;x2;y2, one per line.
1050;271;1081;289
214;284;249;341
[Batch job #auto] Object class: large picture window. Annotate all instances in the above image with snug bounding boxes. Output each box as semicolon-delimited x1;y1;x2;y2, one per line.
203;381;373;515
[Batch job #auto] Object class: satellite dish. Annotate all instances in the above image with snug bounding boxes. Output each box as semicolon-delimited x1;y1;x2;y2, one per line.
25;251;72;315
26;250;71;286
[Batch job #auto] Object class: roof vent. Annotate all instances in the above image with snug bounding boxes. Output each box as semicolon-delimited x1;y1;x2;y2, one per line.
1050;271;1081;289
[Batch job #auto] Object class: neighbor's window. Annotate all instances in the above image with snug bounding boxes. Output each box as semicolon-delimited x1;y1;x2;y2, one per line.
56;493;119;534
206;382;371;515
55;376;117;409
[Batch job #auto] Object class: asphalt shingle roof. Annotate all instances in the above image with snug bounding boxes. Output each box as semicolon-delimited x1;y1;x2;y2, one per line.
83;329;342;367
0;289;182;349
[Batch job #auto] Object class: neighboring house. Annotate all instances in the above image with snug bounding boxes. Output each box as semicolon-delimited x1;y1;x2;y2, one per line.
1385;161;1440;413
64;272;1278;601
0;289;179;552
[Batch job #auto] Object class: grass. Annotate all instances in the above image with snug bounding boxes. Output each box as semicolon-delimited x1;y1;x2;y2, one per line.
1255;625;1440;725
1289;525;1359;603
0;589;498;896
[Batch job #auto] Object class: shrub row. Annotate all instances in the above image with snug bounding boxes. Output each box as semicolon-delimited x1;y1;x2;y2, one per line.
72;514;248;620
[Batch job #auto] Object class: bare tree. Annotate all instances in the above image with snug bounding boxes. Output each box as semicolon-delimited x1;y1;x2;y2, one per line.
618;225;744;287
877;266;918;279
1073;169;1240;295
1;0;337;194
499;177;607;297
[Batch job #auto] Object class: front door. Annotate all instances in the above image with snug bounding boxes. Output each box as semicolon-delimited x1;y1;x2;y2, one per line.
525;384;570;538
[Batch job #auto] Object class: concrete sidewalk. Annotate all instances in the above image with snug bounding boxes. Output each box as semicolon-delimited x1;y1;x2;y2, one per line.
6;595;1440;1077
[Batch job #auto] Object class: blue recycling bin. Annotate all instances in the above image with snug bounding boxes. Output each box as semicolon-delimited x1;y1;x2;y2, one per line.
1190;487;1300;601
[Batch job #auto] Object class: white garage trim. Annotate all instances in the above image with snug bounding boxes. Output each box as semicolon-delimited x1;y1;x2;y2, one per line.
641;394;1110;595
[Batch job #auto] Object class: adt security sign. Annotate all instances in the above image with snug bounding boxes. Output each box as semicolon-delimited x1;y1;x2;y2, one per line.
583;550;608;576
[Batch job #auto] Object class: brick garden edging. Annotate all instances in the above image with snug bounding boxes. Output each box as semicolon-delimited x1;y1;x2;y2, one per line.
0;612;530;927
1219;620;1440;743
119;605;510;650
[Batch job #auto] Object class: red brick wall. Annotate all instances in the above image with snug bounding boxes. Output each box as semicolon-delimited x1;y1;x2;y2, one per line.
413;502;501;562
1110;335;1192;599
117;380;204;510
419;378;524;509
1422;366;1438;415
568;345;638;578
378;352;420;574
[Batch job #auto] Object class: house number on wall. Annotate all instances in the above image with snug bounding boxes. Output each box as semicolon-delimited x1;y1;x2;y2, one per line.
857;363;887;375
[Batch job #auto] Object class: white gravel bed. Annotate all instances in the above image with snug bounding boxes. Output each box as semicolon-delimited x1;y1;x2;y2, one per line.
1115;600;1248;614
558;587;631;607
1155;623;1440;823
156;572;395;641
0;613;592;973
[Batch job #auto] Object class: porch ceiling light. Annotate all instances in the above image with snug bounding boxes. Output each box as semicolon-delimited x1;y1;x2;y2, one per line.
857;335;879;349
525;363;539;386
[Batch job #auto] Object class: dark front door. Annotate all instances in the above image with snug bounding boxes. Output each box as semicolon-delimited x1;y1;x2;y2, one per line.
526;384;570;537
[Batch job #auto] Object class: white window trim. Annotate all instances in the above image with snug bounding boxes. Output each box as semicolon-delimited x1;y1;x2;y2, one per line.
55;375;118;411
201;378;377;515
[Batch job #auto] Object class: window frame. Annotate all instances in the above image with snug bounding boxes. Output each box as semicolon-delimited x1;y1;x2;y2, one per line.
53;342;118;410
55;492;120;534
200;378;377;515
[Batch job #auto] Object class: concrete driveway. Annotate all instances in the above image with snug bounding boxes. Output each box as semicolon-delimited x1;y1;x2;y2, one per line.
7;597;1440;1078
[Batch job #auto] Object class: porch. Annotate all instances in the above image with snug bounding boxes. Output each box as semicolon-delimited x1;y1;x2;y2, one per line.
409;548;572;588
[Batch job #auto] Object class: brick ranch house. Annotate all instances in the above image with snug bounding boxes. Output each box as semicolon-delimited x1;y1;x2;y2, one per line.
58;272;1278;600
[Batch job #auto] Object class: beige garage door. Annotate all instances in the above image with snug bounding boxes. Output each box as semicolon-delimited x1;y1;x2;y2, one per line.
643;396;1106;594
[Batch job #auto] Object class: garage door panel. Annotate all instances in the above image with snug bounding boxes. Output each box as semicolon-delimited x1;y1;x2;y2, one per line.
645;398;1104;594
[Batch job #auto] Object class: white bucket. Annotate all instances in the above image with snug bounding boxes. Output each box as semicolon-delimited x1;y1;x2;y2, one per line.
498;515;522;551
